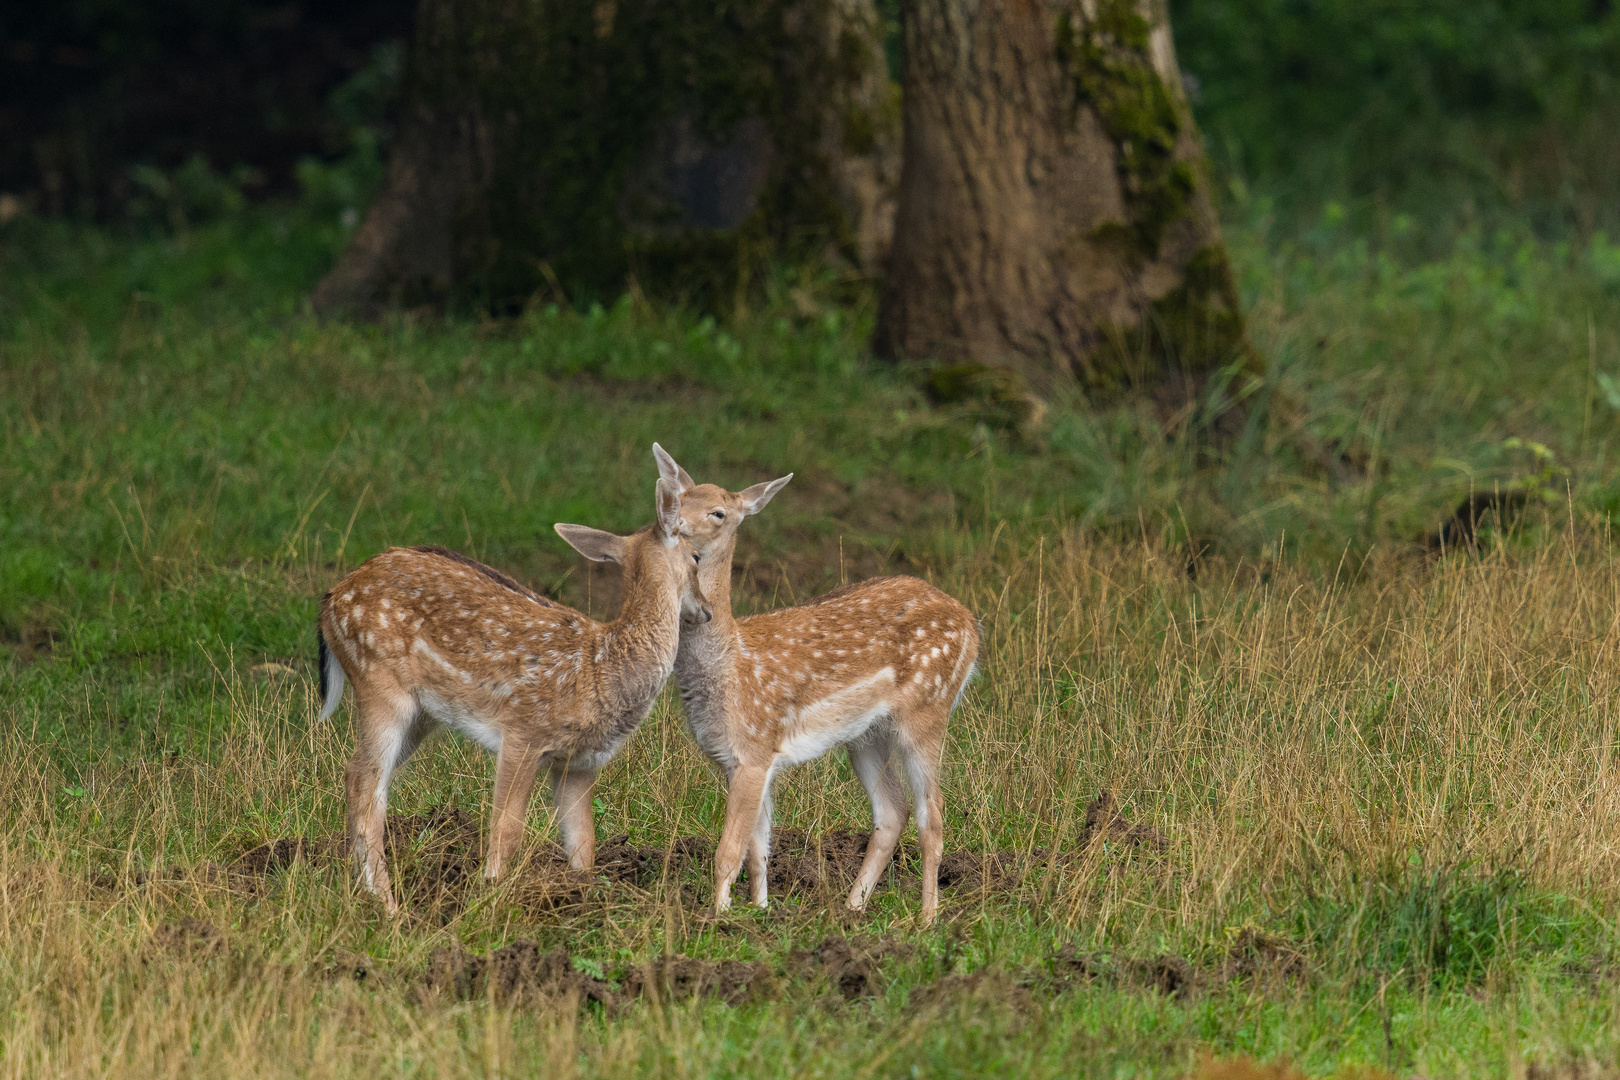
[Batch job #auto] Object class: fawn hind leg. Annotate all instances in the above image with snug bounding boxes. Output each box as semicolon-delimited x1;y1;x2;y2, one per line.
346;686;429;915
847;727;908;911
896;716;947;924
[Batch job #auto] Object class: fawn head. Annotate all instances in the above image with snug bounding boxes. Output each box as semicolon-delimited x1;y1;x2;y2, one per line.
652;443;792;558
554;477;712;624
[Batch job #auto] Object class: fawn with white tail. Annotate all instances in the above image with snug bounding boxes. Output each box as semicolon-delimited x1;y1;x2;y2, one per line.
316;467;710;914
653;445;980;923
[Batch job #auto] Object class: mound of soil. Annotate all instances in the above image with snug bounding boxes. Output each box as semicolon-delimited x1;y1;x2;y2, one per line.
1219;928;1307;985
230;837;339;876
1046;945;1194;997
1046;929;1308;1000
787;935;916;999
1132;953;1195;998
1049;943;1105;985
936;850;1018;890
1080;792;1168;851
765;829;876;896
424;941;614;1006
594;834;707;886
621;955;772;1006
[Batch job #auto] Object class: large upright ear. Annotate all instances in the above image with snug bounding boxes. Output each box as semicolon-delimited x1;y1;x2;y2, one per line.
654;477;683;541
739;473;792;516
555;523;628;563
652;443;695;493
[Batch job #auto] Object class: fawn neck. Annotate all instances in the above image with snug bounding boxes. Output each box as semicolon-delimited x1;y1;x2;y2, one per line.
696;531;742;633
598;540;684;703
676;531;742;682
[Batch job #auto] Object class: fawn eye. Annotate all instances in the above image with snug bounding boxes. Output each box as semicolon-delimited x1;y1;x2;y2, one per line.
692;553;701;565
709;510;725;521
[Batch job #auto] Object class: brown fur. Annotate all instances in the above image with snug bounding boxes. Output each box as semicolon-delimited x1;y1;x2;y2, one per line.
406;545;558;606
318;477;707;914
654;447;980;923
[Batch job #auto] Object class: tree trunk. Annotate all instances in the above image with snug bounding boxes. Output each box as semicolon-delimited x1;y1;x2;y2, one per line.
874;0;1257;408
312;0;898;316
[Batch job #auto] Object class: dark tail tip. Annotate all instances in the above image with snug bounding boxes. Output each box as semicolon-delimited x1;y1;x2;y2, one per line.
318;631;330;704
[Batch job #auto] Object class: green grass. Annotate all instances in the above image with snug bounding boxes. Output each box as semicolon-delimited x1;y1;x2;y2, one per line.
4;206;1620;1077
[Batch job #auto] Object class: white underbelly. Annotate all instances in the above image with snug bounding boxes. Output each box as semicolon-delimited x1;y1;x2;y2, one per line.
418;690;504;753
775;668;896;766
778;703;889;766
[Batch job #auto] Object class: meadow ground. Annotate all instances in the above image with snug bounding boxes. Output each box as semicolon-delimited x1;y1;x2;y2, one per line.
4;207;1620;1077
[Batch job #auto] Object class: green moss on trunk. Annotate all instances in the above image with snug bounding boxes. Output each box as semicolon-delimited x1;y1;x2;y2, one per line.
1054;0;1254;386
1056;0;1195;263
1148;245;1255;374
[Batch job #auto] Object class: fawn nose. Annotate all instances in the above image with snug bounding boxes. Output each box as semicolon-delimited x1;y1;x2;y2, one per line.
696;601;713;624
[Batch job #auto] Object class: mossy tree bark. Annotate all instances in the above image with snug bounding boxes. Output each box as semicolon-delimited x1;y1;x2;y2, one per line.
873;0;1258;409
312;0;897;315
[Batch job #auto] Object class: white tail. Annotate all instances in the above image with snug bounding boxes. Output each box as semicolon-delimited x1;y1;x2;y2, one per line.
655;445;980;924
316;463;710;914
317;632;346;721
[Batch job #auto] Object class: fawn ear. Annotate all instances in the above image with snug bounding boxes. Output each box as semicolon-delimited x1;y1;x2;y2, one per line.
555;523;628;563
739;473;792;516
652;443;695;493
655;477;683;541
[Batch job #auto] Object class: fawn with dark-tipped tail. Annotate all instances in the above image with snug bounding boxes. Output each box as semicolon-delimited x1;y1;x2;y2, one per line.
316;454;710;914
654;444;980;924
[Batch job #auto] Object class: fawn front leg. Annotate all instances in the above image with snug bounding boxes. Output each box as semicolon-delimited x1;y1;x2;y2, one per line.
485;739;544;881
551;763;598;869
714;763;772;912
745;784;774;907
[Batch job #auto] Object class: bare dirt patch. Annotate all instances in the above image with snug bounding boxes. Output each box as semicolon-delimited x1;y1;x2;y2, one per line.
765;829;874;897
424;940;615;1006
216;792;1165;919
787;935;917;999
594;833;707;886
1046;946;1194;997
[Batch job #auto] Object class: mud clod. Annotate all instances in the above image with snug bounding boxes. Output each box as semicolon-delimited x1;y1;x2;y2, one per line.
788;935;915;999
424;941;614;1006
766;830;874;896
1132;953;1194;998
231;837;328;876
936;850;1017;890
505;865;600;912
595;834;706;886
1220;928;1307;985
622;956;772;1006
1081;792;1168;850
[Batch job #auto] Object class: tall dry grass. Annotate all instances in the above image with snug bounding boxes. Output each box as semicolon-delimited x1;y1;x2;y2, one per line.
5;527;1620;1076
